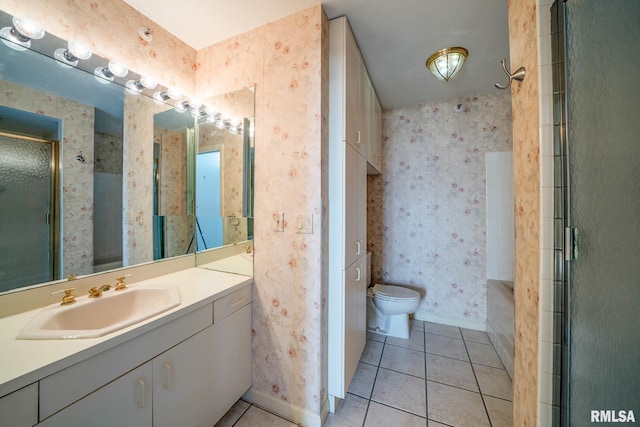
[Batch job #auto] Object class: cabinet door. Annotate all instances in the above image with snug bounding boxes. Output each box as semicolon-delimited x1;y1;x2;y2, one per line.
344;143;360;267
357;149;368;253
211;303;252;424
37;363;152;427
0;383;37;427
344;24;363;152
344;260;367;393
153;327;215;427
367;88;383;174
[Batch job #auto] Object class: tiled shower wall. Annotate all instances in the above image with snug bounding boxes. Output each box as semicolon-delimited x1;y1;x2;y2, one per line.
485;151;514;281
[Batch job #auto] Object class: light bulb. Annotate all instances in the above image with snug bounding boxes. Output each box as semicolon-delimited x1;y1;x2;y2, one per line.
107;61;128;78
13;16;45;40
139;76;157;90
167;87;182;100
0;15;44;51
68;40;91;60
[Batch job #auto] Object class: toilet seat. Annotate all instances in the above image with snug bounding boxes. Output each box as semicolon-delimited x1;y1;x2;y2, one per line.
373;284;420;301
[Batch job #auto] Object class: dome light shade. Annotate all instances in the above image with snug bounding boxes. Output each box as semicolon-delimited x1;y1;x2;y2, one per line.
426;47;469;81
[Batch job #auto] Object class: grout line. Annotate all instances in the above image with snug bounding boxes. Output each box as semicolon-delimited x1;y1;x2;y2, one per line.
462;337;494;427
425;331;464;341
424;323;429;426
229;400;252;426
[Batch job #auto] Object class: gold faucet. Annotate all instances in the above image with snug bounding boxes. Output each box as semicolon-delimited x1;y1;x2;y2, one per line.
88;284;111;298
114;275;130;291
51;288;76;306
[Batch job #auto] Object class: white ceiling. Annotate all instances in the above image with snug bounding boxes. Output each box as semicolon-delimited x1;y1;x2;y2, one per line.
122;0;510;109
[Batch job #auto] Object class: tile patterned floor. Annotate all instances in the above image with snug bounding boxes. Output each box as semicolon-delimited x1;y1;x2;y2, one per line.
215;321;513;427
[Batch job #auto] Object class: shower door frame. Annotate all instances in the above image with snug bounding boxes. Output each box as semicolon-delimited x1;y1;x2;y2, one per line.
0;131;60;284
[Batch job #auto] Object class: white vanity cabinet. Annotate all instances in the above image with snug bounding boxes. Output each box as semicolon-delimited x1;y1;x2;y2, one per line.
30;281;253;427
0;383;38;427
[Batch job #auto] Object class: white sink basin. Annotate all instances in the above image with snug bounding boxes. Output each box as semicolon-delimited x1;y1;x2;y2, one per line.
16;285;181;340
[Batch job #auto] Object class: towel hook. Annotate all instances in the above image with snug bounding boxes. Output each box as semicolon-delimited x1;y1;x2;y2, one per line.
495;59;526;89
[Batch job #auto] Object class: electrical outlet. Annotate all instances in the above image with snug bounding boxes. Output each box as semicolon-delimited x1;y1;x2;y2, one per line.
272;212;284;232
295;213;313;234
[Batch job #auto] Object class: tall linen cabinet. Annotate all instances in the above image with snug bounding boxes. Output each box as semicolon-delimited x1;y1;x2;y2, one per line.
327;16;382;412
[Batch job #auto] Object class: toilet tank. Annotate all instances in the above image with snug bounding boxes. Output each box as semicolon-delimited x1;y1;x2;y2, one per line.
366;252;372;286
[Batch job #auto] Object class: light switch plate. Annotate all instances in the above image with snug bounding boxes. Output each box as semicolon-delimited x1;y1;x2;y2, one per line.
295;213;313;234
272;212;284;232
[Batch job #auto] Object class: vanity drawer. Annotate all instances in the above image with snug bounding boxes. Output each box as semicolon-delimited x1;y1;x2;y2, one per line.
39;303;213;420
214;284;252;323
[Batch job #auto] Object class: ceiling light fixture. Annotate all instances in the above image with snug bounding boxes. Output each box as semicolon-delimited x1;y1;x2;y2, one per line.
0;15;45;51
425;47;468;82
153;88;182;105
54;40;92;67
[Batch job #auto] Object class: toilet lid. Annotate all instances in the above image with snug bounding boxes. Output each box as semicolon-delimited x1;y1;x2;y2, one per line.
373;284;420;301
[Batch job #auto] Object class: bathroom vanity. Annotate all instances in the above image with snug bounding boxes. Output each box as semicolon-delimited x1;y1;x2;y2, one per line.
0;267;252;427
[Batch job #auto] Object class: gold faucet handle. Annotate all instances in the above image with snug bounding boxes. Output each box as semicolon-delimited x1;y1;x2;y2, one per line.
115;275;131;291
89;285;111;298
51;288;76;306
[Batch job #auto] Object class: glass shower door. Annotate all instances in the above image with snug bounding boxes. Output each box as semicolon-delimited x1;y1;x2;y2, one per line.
0;134;58;292
560;1;640;424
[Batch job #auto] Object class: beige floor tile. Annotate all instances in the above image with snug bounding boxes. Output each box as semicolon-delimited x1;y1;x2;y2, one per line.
425;322;462;339
426;353;478;392
364;401;427;427
371;368;427;417
425;333;469;361
348;362;378;398
428;421;450;427
361;339;385;366
411;319;425;331
466;341;504;368
484;395;514;427
473;364;513;401
460;328;491;344
380;344;426;378
325;393;369;427
386;328;425;352
367;330;386;342
427;381;490;427
234;406;297;427
214;399;251;427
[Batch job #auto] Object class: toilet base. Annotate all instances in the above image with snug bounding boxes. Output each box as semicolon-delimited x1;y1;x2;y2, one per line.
366;313;411;339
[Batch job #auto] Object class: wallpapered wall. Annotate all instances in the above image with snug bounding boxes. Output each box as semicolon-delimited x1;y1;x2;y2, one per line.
0;80;95;276
196;5;329;418
368;93;512;326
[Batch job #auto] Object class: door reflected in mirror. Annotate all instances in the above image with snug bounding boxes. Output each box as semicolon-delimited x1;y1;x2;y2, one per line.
195;87;255;253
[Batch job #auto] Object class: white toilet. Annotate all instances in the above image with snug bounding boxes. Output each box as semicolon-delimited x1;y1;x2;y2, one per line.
366;252;421;339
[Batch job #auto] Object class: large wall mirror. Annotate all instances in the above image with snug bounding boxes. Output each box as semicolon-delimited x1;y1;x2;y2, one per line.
0;10;254;294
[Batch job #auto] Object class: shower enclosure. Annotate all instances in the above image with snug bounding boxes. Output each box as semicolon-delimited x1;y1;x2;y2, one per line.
551;1;640;425
0;132;59;292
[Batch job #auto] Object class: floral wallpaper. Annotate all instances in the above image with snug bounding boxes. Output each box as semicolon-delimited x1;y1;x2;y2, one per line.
0;80;95;276
508;0;542;424
196;5;329;417
122;92;154;266
368;93;512;325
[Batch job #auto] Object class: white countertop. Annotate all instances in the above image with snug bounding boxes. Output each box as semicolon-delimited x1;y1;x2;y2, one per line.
199;252;254;276
0;267;252;398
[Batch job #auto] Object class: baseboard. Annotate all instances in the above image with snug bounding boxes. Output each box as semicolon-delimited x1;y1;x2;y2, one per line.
242;387;324;427
413;310;486;331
